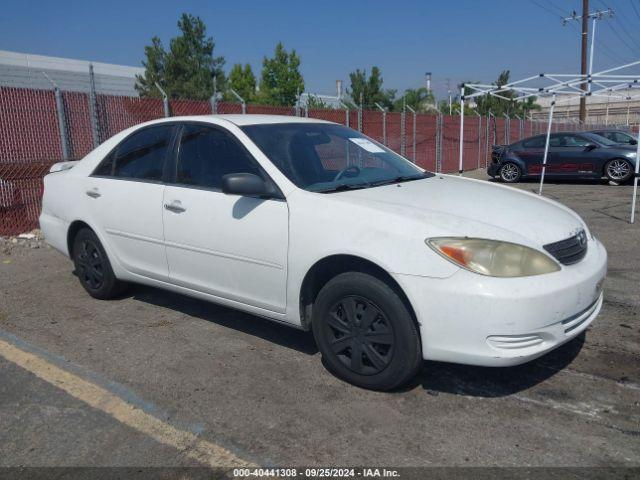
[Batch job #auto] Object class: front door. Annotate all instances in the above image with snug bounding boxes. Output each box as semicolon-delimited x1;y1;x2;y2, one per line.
162;123;289;314
550;134;597;175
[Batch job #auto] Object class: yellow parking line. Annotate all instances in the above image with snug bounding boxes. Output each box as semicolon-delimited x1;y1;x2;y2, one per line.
0;337;255;468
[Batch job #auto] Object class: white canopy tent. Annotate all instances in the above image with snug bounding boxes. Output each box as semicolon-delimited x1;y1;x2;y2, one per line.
458;60;640;223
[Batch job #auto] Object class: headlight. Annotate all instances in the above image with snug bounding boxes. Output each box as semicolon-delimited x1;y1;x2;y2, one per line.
426;237;560;277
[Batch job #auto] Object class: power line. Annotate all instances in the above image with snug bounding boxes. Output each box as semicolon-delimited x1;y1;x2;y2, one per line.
605;1;640;49
603;18;638;53
528;0;564;18
540;0;569;16
630;0;640;20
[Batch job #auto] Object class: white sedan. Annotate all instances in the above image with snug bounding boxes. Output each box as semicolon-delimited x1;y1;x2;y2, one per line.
40;115;607;390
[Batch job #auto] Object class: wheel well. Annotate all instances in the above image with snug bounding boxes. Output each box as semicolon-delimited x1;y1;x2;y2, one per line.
299;254;417;331
66;220;91;257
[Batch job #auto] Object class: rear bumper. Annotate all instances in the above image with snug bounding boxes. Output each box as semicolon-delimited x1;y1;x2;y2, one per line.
39;212;70;256
393;237;607;366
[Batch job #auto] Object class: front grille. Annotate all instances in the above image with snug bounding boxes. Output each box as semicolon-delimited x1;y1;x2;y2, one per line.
543;230;588;265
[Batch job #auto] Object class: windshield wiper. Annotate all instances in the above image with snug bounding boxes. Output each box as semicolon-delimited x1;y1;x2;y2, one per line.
369;174;426;187
314;182;372;193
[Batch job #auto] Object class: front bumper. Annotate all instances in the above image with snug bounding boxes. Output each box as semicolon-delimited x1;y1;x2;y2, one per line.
487;163;500;177
393;237;607;366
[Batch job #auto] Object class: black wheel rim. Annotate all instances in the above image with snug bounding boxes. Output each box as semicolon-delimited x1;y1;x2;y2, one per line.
325;295;395;376
76;240;105;290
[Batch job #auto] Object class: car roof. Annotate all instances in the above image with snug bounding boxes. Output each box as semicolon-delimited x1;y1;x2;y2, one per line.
139;114;334;128
588;129;631;133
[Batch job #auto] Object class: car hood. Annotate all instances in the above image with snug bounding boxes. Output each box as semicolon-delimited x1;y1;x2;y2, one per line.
331;175;587;248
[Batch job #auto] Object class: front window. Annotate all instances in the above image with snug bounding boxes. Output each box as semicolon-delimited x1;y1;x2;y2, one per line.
175;124;264;190
583;132;618;146
241;123;430;192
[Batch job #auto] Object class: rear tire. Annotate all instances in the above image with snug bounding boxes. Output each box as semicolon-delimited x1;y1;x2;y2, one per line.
72;228;126;300
499;162;522;183
312;272;422;391
604;158;633;184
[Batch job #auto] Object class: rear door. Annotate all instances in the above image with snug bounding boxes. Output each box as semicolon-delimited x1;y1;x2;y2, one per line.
162;123;289;313
86;124;175;280
515;135;545;175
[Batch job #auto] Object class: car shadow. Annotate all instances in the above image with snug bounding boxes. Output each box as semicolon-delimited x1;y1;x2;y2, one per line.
401;334;585;397
123;283;584;397
127;283;319;356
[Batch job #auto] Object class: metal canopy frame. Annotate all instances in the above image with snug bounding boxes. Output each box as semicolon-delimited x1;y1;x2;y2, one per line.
457;60;640;223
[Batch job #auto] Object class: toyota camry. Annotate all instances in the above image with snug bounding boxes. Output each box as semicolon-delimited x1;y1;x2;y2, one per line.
40;115;607;390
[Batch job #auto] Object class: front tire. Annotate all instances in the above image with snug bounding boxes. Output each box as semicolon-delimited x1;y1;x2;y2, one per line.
604;158;633;184
312;272;422;391
72;228;126;300
499;162;522;183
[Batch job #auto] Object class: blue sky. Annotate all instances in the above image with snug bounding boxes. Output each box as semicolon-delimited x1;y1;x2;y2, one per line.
2;0;639;99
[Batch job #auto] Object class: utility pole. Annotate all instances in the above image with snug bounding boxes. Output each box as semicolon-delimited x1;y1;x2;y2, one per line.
563;3;614;123
579;0;588;123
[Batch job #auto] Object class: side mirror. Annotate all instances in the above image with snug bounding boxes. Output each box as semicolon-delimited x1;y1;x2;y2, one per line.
221;173;280;198
585;144;598;151
630;139;637;145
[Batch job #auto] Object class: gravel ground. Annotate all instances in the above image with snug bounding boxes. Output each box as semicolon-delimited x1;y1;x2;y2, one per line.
0;171;638;470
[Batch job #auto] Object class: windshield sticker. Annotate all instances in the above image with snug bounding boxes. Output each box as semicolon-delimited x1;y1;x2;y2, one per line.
349;138;385;153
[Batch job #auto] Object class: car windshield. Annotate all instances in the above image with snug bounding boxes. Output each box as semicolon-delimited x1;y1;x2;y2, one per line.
241;123;431;192
584;132;619;146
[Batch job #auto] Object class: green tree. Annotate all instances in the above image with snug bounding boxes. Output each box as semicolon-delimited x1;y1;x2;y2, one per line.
258;42;304;106
394;87;435;112
136;13;226;100
473;70;539;117
347;66;395;110
135;36;167;98
228;63;256;102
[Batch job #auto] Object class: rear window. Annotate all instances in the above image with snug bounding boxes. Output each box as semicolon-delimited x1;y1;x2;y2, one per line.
93;125;174;181
522;136;545;148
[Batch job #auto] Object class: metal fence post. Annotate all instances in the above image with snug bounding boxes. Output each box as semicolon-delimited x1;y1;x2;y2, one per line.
485;114;490;168
294;95;301;117
229;88;246;114
436;113;443;173
374;103;386;145
88;63;101;147
405;105;416;162
400;99;406;157
155;83;170;118
54;86;70;160
473;111;481;169
210;76;218;114
339;102;349;127
42;72;70;160
503;114;510;144
210;94;218;114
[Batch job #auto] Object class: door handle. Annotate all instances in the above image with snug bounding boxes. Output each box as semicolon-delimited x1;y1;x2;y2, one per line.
86;188;101;199
164;201;186;213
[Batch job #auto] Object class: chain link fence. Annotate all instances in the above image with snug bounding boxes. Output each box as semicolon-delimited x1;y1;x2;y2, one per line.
0;67;620;235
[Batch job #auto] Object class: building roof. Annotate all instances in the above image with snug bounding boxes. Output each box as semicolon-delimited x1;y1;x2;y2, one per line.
0;50;143;96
